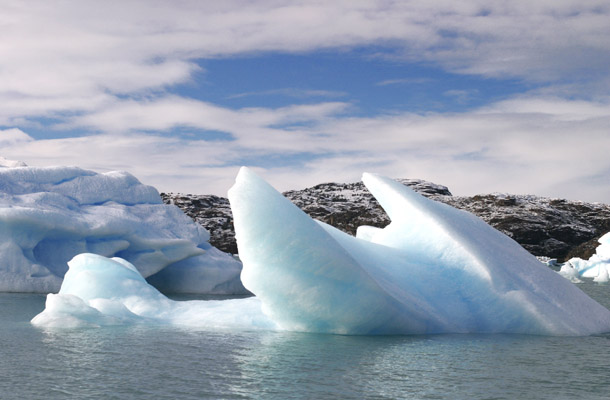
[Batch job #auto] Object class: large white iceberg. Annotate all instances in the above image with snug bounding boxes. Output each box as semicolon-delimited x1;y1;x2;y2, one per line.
0;164;245;294
565;233;610;282
32;168;610;336
229;168;610;335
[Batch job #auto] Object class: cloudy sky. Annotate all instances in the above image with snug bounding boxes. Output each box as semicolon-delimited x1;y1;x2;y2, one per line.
1;0;610;202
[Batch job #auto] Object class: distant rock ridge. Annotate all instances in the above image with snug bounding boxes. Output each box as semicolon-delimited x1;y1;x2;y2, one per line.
161;178;610;261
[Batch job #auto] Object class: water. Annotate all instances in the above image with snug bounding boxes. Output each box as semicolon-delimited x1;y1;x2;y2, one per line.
2;282;610;400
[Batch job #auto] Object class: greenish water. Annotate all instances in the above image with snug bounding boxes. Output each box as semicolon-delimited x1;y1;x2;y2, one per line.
1;281;610;400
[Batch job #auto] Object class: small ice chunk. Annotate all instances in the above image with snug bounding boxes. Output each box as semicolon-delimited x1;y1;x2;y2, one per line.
567;233;610;279
32;253;273;330
594;265;610;284
558;262;583;283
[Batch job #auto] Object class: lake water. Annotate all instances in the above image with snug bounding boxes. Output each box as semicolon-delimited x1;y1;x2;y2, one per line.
2;281;610;400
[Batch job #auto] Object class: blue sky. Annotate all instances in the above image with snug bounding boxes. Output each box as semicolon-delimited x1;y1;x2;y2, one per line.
1;1;610;202
194;53;530;114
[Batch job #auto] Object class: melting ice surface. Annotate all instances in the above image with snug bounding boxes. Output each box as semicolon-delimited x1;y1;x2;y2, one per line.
0;165;244;294
33;168;610;336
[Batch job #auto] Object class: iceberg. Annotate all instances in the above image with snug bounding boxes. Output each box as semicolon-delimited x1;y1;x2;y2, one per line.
228;168;610;335
0;164;245;294
566;233;610;281
32;168;610;336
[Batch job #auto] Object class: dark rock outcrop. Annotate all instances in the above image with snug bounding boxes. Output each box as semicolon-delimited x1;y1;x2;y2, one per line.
438;194;610;261
160;193;237;254
161;179;610;261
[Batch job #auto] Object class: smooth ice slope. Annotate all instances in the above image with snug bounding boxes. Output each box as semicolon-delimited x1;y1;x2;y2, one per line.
0;165;244;294
228;168;610;335
567;233;610;280
32;254;272;329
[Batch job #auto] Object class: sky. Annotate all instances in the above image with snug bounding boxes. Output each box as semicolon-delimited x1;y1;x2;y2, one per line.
1;0;610;202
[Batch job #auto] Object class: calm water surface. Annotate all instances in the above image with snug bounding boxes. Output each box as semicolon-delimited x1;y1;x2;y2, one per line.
1;281;610;400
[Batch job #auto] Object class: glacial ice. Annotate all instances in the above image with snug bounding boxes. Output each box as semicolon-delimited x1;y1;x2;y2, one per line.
32;168;610;336
0;164;244;294
565;233;610;281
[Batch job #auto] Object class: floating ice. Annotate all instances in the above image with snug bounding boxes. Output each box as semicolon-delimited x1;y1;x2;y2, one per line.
32;253;272;329
558;263;583;283
566;233;610;282
32;169;610;336
593;266;609;284
229;168;610;335
0;165;244;294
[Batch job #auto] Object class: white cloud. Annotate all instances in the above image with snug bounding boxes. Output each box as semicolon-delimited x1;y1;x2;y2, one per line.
226;88;347;100
443;89;478;105
0;131;241;192
3;95;610;203
0;128;34;146
60;96;350;151
1;0;609;121
376;78;434;86
1;1;610;203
